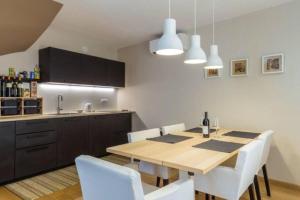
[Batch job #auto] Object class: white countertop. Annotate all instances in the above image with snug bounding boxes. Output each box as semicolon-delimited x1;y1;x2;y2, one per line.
0;111;134;122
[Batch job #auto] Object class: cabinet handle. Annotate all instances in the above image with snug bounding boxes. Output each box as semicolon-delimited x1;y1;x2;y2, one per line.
26;121;48;125
26;134;49;139
26;146;49;153
0;125;12;128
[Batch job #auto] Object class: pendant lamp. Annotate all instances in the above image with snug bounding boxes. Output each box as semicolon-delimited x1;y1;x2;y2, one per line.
156;0;184;56
205;0;223;69
184;0;207;64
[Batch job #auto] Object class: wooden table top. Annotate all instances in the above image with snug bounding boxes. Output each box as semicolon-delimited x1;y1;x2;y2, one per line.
107;129;256;174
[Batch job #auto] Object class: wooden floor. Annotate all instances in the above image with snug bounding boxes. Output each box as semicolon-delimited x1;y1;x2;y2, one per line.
1;155;299;200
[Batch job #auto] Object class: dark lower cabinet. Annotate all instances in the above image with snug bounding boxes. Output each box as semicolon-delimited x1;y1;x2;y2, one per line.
15;143;57;178
89;115;112;157
0;113;131;183
109;113;131;147
0;122;15;184
89;113;131;157
57;117;89;167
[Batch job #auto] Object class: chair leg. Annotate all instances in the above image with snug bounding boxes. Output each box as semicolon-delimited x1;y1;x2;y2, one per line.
156;177;161;187
248;184;255;200
205;193;210;200
163;179;169;186
262;164;271;197
254;175;261;200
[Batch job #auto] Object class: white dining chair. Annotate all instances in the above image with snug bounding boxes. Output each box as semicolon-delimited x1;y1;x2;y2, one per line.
161;123;186;135
180;140;264;200
253;130;274;200
75;155;194;200
126;128;172;187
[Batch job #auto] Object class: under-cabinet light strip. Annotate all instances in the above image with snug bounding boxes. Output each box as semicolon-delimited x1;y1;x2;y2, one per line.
39;83;115;92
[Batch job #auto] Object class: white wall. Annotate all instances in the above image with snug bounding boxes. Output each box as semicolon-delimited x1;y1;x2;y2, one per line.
0;26;119;112
118;1;300;186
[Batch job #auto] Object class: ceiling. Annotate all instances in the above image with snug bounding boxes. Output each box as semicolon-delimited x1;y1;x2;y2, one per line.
51;0;294;50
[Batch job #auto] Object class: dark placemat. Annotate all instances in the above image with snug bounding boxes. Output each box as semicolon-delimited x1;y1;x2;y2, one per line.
224;131;260;139
187;127;216;134
147;134;192;144
193;139;244;153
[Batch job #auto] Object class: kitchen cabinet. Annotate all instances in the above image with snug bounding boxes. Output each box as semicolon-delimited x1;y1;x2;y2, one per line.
0;112;131;183
15;119;57;178
108;59;125;87
89;113;131;157
57;117;89;167
15;143;56;178
0;122;15;184
109;113;131;147
39;47;125;87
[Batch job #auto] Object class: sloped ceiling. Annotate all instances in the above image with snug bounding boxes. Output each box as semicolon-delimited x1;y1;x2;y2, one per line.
0;0;62;56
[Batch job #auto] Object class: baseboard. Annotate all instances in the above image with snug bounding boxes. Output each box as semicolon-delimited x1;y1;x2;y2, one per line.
257;176;300;191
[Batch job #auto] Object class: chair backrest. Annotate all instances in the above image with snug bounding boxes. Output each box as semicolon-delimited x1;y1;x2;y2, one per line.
76;155;145;200
234;140;264;197
258;130;274;168
128;128;161;143
161;123;186;135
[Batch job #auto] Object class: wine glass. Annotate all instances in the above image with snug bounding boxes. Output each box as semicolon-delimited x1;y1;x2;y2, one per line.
211;118;220;138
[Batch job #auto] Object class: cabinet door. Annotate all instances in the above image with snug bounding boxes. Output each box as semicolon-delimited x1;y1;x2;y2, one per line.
57;117;89;167
81;55;109;85
49;48;82;84
109;113;131;147
89;115;111;157
0;122;15;183
15;143;56;178
108;60;125;87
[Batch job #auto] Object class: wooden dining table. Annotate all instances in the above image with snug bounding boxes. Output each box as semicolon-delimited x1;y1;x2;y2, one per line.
106;129;257;175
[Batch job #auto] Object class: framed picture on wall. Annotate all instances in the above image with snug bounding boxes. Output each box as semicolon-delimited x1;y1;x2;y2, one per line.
204;69;222;79
231;58;248;76
262;53;284;74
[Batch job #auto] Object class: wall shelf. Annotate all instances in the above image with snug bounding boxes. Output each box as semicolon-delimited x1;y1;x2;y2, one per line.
0;97;43;117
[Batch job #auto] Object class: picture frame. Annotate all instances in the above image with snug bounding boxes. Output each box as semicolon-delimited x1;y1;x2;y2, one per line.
204;68;222;79
231;58;248;77
262;53;284;74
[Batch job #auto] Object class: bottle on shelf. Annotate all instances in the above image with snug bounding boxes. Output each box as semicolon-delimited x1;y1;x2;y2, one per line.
12;78;18;97
34;65;40;80
202;112;210;138
6;77;13;97
0;76;2;97
1;76;6;97
17;77;24;97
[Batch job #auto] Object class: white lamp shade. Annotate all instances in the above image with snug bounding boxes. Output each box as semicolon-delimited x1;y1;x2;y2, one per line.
205;45;223;69
184;35;207;64
156;18;184;56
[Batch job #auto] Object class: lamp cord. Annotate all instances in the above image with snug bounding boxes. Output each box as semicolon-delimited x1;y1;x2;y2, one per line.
212;0;215;44
194;0;197;35
169;0;171;18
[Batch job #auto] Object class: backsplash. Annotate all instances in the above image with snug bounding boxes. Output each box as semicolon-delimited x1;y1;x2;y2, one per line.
38;84;118;114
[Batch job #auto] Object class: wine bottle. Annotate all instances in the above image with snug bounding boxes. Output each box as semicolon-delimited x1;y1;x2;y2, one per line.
6;77;12;97
12;78;18;97
202;112;210;138
0;76;2;97
17;77;23;97
1;77;6;97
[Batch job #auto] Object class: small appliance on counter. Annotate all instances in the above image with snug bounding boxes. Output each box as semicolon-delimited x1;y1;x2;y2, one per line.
83;103;93;113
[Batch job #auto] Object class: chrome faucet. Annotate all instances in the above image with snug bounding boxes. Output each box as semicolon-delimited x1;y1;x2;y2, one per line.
57;95;63;114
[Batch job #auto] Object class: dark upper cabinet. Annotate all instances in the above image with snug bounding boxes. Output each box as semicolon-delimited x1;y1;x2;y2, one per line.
0;122;15;184
108;60;125;87
57;117;89;167
39;47;125;87
81;55;109;85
